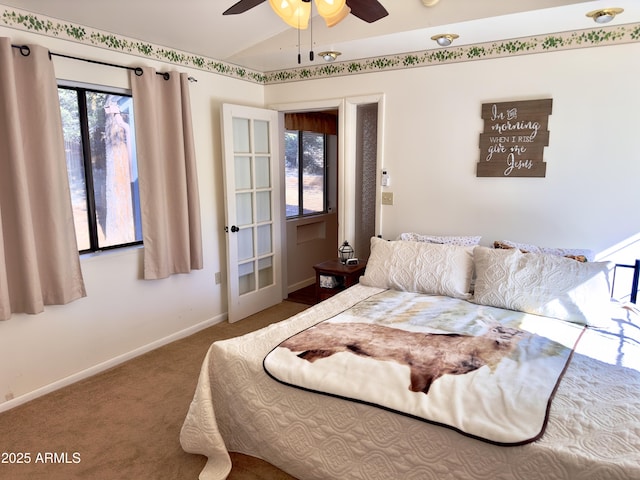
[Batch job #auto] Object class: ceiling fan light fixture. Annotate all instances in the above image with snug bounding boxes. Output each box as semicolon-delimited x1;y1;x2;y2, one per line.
586;8;623;24
269;0;311;29
315;0;346;18
321;4;351;27
319;50;341;61
269;0;352;29
431;33;459;47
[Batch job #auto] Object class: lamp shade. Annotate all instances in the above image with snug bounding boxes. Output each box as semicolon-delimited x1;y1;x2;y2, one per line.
316;0;350;27
320;4;350;27
269;0;311;29
269;0;295;19
315;0;346;16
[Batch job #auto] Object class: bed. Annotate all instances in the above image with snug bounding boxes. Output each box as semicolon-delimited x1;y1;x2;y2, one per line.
181;236;640;480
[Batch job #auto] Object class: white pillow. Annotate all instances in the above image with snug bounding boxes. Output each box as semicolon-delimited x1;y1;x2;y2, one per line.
360;237;474;299
472;246;612;325
399;232;481;247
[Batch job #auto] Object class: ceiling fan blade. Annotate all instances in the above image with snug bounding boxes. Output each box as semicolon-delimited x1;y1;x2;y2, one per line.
345;0;389;23
223;0;267;15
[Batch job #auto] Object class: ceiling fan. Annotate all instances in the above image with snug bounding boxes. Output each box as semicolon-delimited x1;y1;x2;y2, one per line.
223;0;389;26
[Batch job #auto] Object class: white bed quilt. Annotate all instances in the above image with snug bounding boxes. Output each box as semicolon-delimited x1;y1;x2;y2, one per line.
180;284;640;480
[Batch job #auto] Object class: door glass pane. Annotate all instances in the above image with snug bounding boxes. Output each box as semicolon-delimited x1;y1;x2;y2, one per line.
238;261;256;295
237;227;254;261
256;191;271;223
254;120;269;154
234;156;252;190
233;117;250;153
236;192;253;226
257;224;272;256
255;156;270;188
258;257;273;288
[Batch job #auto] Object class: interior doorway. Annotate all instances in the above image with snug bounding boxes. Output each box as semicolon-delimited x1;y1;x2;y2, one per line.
283;110;339;295
271;95;383;300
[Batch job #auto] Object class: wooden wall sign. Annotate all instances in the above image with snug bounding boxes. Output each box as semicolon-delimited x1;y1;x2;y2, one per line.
477;98;552;177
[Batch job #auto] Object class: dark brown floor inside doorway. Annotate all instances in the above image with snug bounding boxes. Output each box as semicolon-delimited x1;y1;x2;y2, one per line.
286;284;316;305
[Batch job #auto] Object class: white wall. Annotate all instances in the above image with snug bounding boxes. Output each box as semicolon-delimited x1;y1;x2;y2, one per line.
0;25;264;410
2;23;639;410
265;42;640;265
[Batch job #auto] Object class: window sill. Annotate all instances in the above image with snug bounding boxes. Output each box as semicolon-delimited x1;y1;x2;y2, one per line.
80;244;143;262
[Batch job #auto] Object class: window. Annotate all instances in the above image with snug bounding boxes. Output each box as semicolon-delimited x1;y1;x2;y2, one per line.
285;130;327;218
58;83;142;253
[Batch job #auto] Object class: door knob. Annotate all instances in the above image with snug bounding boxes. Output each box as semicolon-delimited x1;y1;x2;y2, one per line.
230;225;239;233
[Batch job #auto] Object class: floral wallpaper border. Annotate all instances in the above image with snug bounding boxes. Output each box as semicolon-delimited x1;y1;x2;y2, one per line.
269;22;640;84
2;5;639;85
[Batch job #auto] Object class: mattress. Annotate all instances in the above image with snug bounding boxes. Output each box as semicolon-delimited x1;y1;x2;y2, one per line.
180;284;640;480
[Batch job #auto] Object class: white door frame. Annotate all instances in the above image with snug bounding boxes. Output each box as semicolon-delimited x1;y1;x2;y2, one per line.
270;93;385;270
269;98;344;298
343;93;386;243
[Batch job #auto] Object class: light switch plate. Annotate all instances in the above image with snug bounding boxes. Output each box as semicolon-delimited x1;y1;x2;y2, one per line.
381;192;394;205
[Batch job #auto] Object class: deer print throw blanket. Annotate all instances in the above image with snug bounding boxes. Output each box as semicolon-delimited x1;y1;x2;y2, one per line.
264;290;585;445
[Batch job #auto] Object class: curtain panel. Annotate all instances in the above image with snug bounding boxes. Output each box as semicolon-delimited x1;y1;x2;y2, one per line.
0;38;86;320
130;68;203;280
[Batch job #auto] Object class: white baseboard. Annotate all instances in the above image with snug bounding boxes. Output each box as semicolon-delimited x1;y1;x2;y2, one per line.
0;313;227;414
287;277;315;294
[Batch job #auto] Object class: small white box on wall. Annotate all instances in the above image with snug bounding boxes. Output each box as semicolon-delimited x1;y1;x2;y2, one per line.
381;170;390;186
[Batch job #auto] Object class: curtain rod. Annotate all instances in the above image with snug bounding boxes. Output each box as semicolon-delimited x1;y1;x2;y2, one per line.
11;44;197;82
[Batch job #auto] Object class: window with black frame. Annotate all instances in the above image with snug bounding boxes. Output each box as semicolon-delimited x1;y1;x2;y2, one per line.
58;83;142;253
285;129;328;218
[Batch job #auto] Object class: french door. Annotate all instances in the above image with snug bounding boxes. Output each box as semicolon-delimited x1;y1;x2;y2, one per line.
221;103;282;323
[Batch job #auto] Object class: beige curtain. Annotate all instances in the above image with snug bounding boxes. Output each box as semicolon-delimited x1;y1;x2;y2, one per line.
130;68;203;280
0;39;86;320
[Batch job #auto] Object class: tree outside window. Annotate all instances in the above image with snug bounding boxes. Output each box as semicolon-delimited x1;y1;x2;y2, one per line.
58;85;142;252
285;130;327;218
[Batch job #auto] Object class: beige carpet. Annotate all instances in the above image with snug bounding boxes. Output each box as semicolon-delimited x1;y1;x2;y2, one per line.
0;301;308;480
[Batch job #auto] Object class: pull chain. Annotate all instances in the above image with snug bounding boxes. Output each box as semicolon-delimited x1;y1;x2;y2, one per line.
297;23;301;64
309;10;314;61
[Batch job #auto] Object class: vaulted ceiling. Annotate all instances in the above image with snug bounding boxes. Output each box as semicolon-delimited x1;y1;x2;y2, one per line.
1;0;638;72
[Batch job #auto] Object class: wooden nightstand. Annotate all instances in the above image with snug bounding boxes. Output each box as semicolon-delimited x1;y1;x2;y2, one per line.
313;259;367;303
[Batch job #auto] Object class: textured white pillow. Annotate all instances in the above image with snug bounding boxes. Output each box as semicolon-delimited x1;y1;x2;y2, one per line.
472;246;612;325
398;232;481;247
360;237;474;299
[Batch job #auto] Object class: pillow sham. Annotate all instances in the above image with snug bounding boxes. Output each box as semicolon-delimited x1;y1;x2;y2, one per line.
493;239;593;262
360;237;474;299
398;232;481;247
473;246;612;325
